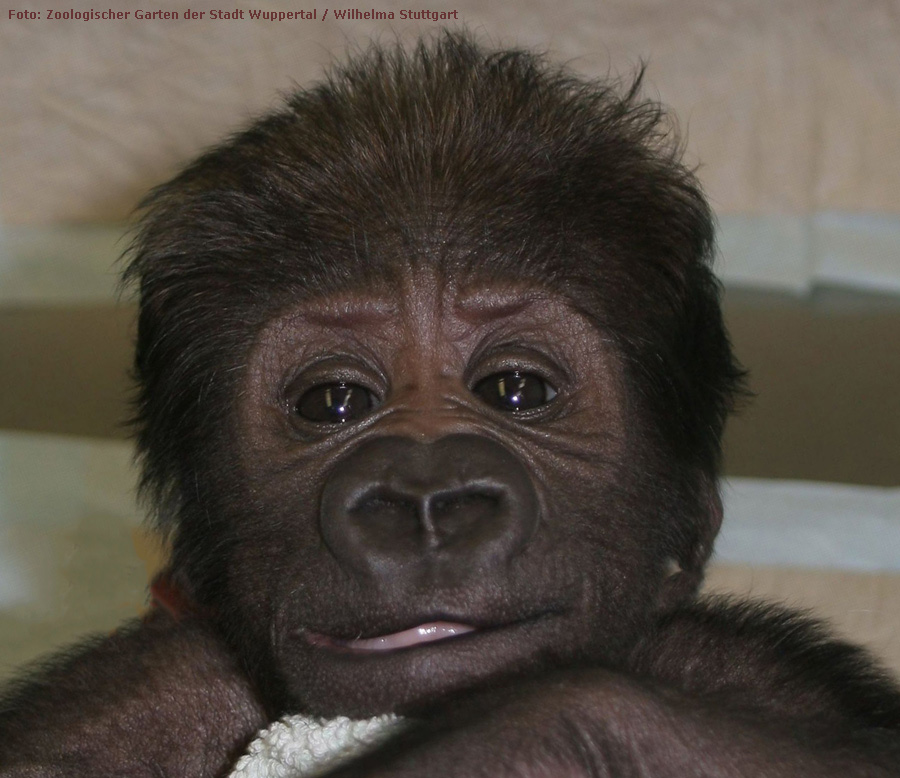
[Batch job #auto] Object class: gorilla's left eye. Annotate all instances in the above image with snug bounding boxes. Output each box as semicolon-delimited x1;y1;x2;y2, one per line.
473;371;558;412
294;382;376;423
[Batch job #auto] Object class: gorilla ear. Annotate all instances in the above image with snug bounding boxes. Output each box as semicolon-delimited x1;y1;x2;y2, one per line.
657;477;724;612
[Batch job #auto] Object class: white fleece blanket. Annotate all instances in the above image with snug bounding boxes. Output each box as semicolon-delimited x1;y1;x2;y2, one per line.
229;714;405;778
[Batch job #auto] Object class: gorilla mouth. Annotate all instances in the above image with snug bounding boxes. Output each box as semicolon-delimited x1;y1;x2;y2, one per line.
307;621;478;653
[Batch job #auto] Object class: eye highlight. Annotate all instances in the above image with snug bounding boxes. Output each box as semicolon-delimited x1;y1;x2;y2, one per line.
294;383;376;424
473;371;558;413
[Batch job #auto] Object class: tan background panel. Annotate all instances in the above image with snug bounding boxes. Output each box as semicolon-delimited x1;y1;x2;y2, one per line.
0;306;134;439
723;289;900;486
3;2;900;224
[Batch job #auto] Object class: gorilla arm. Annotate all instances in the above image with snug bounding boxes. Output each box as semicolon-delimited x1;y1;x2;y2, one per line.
325;601;900;778
2;601;899;777
324;677;869;778
0;611;267;777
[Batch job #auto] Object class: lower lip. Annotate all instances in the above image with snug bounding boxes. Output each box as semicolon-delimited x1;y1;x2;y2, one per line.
307;621;478;653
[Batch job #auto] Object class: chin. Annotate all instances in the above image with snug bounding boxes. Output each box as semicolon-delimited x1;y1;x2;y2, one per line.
278;611;573;717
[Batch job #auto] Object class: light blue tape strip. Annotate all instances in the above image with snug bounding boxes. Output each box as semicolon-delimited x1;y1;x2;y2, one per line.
717;477;900;572
1;216;899;304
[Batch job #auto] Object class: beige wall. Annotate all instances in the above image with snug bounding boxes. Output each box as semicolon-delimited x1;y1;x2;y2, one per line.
2;0;900;225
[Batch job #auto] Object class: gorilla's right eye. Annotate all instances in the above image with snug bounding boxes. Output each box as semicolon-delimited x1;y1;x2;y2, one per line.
294;383;376;424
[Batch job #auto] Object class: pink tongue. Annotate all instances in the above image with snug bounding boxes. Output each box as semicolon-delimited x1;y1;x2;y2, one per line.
343;622;476;651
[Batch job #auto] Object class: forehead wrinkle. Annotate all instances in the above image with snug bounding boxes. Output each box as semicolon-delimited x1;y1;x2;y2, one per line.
287;296;399;329
452;285;548;326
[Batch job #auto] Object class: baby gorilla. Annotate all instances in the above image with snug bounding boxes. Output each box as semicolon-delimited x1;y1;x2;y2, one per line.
1;33;899;777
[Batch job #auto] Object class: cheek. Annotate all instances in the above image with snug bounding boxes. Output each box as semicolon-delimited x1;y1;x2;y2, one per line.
221;450;335;609
530;448;668;633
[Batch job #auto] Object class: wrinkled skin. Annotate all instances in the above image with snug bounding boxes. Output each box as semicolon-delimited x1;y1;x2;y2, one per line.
233;274;661;718
2;33;899;777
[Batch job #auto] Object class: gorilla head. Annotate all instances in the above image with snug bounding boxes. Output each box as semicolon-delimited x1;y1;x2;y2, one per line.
124;33;744;718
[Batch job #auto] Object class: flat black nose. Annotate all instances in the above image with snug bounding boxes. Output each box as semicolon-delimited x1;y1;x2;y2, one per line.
319;435;539;579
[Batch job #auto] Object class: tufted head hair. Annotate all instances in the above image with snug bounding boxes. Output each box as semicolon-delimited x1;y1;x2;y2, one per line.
123;32;745;569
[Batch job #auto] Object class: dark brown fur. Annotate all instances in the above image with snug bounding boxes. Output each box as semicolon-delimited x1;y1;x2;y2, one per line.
1;33;898;777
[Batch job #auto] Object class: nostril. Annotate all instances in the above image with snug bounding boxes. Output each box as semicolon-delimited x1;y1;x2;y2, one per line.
349;485;507;538
430;488;503;517
350;490;418;522
424;488;509;550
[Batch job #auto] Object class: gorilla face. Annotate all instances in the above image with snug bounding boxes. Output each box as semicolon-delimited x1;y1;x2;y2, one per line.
213;268;678;718
123;34;734;721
